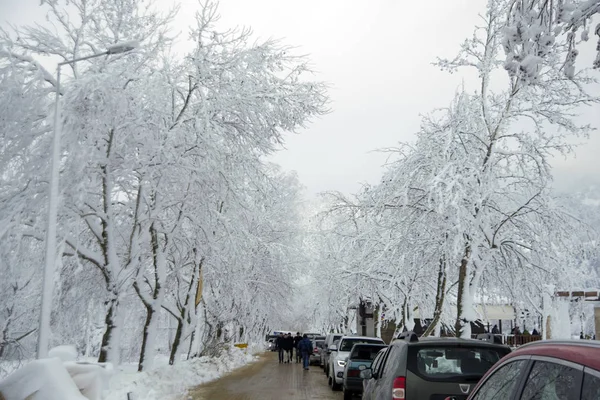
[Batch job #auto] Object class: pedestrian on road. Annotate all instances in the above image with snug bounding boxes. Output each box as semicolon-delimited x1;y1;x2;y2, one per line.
283;333;294;363
293;332;302;363
491;325;499;334
298;334;313;370
276;333;285;363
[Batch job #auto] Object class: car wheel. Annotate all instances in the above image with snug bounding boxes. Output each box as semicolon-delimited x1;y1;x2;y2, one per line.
343;389;353;400
331;377;341;391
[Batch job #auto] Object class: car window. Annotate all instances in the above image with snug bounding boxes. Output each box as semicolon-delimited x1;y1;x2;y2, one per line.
372;348;388;376
471;360;527;400
339;338;384;352
409;345;509;382
350;345;387;360
520;360;581;400
581;370;600;400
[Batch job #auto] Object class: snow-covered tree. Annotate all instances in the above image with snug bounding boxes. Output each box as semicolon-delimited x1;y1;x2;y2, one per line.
503;0;600;80
0;0;327;371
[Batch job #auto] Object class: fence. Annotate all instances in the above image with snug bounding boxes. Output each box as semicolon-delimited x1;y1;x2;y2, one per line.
470;333;542;347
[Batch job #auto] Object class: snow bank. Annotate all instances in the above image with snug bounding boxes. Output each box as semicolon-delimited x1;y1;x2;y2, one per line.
106;345;258;400
0;357;87;400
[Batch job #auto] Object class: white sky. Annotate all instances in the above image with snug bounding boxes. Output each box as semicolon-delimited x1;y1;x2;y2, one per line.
1;0;599;196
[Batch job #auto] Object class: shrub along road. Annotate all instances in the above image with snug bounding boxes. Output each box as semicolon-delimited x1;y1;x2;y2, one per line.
190;351;342;399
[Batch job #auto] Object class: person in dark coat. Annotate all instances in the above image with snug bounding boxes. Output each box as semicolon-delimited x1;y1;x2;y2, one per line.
298;334;313;370
275;333;285;363
491;325;499;334
293;332;302;363
283;333;294;363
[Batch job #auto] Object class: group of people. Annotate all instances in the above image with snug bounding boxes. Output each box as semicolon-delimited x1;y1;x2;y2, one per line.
490;324;539;336
275;332;313;370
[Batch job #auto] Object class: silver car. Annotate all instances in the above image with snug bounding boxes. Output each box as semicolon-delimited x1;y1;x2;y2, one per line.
310;338;325;365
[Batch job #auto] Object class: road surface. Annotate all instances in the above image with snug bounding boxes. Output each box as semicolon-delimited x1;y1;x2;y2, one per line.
190;351;343;400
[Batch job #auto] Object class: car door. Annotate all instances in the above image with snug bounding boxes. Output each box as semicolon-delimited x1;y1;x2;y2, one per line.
582;368;600;400
469;359;529;400
363;348;387;400
517;358;583;400
372;345;399;400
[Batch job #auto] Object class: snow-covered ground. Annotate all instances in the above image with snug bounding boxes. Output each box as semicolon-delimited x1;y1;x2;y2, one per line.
106;345;259;400
0;344;260;400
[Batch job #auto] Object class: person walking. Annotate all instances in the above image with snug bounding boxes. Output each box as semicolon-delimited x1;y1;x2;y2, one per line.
293;332;302;363
298;334;313;370
283;333;294;363
276;333;285;364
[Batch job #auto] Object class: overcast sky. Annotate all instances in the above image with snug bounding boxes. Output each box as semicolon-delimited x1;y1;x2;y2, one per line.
1;0;599;196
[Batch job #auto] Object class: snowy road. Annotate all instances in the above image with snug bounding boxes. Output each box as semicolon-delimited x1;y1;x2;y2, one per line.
189;352;343;400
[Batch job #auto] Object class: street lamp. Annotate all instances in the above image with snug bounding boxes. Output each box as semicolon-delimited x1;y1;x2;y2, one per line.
37;41;138;359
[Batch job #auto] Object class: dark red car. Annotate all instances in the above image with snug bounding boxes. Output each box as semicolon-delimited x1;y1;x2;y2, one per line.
462;340;600;400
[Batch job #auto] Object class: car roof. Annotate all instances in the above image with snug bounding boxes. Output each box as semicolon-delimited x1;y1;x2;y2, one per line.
392;336;510;349
341;335;384;341
506;340;600;371
350;343;388;348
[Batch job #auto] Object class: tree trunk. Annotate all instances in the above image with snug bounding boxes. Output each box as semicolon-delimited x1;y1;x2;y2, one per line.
98;296;119;363
423;257;447;337
455;246;471;338
187;329;196;360
169;317;183;365
375;303;382;338
137;303;154;372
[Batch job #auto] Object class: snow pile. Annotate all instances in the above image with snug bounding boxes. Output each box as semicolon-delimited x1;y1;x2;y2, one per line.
106;345;257;400
0;357;87;400
49;345;78;362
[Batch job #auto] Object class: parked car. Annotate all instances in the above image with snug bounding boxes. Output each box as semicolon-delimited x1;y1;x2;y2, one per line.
305;332;324;340
465;339;600;400
361;332;510;400
310;338;326;365
342;343;387;400
329;335;385;391
322;333;343;374
265;335;278;351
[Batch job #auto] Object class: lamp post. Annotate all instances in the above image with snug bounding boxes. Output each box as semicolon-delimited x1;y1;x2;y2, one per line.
37;41;138;359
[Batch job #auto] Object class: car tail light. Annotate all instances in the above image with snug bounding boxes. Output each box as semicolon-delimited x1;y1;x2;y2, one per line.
392;376;406;400
348;369;360;377
314;348;318;353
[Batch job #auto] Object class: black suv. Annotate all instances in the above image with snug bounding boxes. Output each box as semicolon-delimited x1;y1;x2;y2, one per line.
361;332;511;400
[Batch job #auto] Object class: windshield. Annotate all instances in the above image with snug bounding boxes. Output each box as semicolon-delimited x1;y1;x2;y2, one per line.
350;345;387;360
409;346;510;382
340;338;384;352
330;334;342;343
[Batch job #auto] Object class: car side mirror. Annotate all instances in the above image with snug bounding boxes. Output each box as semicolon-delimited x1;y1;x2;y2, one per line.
359;369;373;379
329;344;338;352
